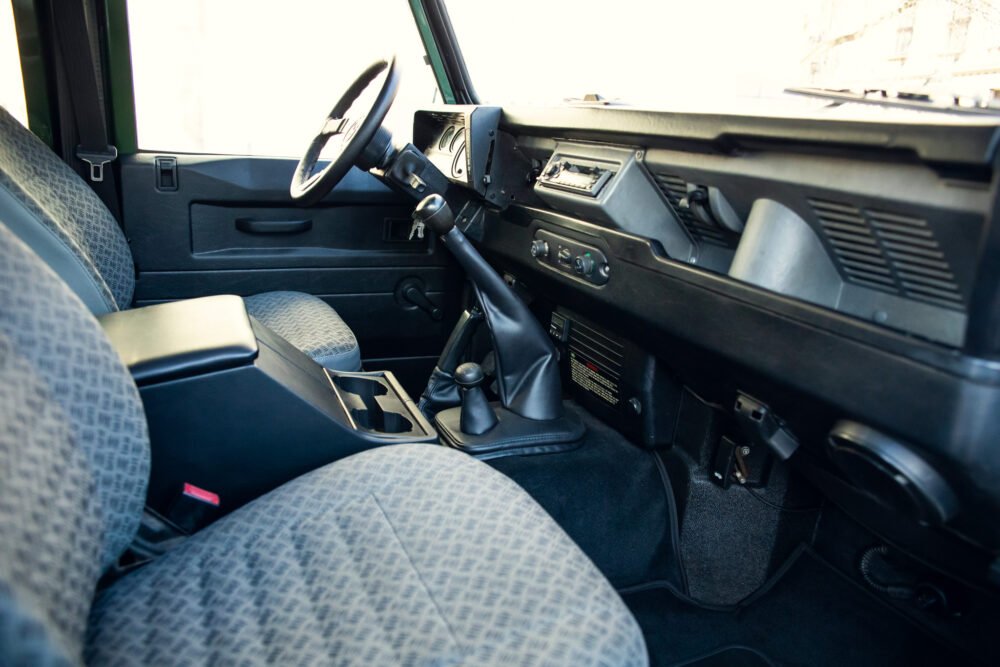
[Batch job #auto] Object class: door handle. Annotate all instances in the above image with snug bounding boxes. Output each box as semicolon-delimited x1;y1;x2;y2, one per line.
235;218;313;234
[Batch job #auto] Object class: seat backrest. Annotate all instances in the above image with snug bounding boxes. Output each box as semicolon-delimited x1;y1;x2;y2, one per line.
0;223;149;665
0;107;134;314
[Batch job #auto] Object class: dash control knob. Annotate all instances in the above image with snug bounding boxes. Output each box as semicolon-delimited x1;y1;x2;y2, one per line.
573;253;595;276
530;239;549;258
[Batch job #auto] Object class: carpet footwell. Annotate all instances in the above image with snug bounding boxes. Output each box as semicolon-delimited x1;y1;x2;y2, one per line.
488;403;684;590
622;546;969;667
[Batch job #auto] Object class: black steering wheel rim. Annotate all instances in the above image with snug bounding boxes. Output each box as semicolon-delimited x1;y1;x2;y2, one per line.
290;57;399;206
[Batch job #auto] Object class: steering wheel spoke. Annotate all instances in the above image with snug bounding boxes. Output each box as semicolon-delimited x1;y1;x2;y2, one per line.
290;57;399;206
320;116;348;137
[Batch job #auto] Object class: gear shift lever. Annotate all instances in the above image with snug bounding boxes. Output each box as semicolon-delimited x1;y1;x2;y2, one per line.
414;194;584;457
412;194;455;236
413;194;562;421
455;362;498;435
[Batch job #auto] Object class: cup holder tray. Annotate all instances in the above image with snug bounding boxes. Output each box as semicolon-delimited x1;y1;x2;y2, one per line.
327;370;436;441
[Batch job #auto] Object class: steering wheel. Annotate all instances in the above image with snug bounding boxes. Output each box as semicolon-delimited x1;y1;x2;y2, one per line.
290;57;399;206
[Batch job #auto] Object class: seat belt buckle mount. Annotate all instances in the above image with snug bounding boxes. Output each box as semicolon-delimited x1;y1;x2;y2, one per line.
76;145;118;182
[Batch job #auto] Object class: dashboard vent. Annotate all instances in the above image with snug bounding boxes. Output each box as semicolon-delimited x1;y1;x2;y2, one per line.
809;199;964;311
652;173;736;247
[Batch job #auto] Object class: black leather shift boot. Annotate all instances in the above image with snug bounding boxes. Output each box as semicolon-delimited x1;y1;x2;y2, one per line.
435;403;584;460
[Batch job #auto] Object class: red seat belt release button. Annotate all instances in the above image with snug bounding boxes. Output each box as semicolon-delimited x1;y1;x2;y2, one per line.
182;483;220;506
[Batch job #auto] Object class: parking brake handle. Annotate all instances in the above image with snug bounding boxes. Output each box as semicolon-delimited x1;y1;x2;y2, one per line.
412;195;563;421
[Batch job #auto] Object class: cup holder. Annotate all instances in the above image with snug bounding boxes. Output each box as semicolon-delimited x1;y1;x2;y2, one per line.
329;371;426;437
349;407;413;434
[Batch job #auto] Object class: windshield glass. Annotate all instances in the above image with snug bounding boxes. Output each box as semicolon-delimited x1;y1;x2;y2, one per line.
445;0;1000;117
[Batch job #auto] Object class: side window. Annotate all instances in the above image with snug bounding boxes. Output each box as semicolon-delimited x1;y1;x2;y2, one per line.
125;0;439;155
1;1;28;126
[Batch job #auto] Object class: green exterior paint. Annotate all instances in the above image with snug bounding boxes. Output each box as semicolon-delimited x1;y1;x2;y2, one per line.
11;0;54;146
408;0;456;104
103;0;137;154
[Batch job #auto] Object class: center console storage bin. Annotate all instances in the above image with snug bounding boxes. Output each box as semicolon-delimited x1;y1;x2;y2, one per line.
100;295;436;530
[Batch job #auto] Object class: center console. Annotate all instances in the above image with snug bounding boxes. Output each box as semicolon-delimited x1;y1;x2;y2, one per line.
100;295;435;528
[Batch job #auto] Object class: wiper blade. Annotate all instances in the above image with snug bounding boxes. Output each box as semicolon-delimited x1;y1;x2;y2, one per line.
785;86;1000;118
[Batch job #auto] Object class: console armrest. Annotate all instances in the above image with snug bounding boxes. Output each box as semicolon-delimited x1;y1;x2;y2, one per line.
100;295;258;385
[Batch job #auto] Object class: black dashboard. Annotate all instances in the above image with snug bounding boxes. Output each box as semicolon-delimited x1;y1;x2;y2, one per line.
411;105;1000;582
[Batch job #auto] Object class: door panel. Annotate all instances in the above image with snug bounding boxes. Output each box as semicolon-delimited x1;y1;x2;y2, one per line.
121;153;461;360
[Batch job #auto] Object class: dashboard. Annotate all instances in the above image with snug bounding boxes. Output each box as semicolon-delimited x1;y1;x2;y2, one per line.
412;105;1000;581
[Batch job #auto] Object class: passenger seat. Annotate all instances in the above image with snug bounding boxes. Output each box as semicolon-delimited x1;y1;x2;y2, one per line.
0;222;647;666
0;107;361;371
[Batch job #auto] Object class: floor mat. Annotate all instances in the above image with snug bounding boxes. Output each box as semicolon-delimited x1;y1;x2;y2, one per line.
622;546;969;667
488;402;684;590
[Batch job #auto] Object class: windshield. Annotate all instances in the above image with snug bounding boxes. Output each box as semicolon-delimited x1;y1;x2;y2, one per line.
445;0;1000;117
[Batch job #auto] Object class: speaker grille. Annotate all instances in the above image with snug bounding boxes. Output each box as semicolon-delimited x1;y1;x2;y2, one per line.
810;199;964;311
652;173;736;247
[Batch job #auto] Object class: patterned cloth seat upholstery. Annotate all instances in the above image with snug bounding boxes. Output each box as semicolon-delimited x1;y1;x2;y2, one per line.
0;223;648;666
0;107;360;370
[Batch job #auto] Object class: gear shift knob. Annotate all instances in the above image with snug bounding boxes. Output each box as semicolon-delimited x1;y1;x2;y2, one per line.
454;361;485;388
413;194;455;235
455;362;498;435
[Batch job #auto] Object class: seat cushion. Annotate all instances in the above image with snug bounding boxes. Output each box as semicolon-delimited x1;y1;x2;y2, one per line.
243;291;361;371
85;445;647;667
0;224;149;666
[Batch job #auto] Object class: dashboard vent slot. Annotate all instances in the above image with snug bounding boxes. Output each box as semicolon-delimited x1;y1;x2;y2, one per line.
652;173;735;247
810;199;963;310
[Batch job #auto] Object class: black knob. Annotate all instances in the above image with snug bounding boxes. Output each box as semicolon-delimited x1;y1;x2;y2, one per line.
456;361;498;435
573;254;595;276
454;362;485;389
413;194;455;235
530;239;549;258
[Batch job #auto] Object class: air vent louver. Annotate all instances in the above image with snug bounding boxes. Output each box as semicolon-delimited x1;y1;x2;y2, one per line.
652;173;735;247
810;199;963;311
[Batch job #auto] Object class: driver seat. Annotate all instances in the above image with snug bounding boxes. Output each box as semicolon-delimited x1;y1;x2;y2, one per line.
0;107;362;371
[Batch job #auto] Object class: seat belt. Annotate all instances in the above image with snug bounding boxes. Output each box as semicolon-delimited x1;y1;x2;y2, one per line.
51;0;121;221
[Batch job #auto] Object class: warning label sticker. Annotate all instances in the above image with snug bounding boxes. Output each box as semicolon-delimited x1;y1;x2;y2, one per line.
569;351;620;406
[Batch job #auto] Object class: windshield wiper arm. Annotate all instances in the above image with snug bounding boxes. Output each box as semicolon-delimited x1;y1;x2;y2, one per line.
785;86;1000;117
563;93;630;107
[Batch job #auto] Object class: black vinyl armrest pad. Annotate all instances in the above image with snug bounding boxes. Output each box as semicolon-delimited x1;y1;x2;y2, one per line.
100;295;258;385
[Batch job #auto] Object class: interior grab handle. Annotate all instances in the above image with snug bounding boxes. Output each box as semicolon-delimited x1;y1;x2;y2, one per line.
235;218;313;235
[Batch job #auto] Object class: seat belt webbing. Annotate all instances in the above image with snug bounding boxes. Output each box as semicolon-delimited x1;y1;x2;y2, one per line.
51;0;122;221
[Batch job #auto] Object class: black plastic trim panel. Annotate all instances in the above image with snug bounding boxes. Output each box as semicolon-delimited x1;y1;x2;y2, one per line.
500;107;1000;167
481;205;1000;548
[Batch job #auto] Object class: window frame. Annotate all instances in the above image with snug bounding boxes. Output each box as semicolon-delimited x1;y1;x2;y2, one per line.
10;0;56;147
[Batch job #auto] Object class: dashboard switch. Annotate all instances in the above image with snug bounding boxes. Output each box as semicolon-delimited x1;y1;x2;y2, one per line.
573;253;595;276
531;228;609;287
530;239;550;258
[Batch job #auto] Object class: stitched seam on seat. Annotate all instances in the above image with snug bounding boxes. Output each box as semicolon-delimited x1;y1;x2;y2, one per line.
368;492;465;658
243;538;273;663
288;522;334;661
332;497;398;663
